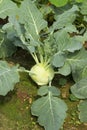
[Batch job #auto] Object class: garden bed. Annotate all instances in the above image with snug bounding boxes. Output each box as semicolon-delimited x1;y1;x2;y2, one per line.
0;0;87;130
0;49;86;130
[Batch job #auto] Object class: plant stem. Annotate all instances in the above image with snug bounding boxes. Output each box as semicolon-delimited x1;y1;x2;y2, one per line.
17;68;30;73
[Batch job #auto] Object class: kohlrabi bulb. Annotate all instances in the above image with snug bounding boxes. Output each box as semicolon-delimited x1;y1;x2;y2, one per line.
29;63;54;85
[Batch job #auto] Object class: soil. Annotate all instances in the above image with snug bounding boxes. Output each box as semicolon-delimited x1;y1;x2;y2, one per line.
0;48;87;130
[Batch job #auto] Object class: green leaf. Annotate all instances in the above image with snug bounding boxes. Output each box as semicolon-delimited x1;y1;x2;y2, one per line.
0;61;19;96
58;62;71;76
0;0;17;19
0;39;16;58
40;5;53;16
52;52;66;67
58;48;87;77
78;100;87;122
71;78;87;99
49;0;68;7
84;16;87;22
31;93;67;130
69;94;79;101
2;22;17;39
63;24;78;33
18;0;47;41
8;16;23;38
43;35;57;59
38;86;60;96
81;66;87;78
52;5;79;30
68;48;87;78
54;30;82;52
72;65;87;82
72;31;87;44
59;78;67;86
2;16;28;50
67;48;87;67
76;0;84;2
67;37;82;52
38;86;49;96
52;30;82;68
80;0;87;15
48;86;60;96
0;30;16;58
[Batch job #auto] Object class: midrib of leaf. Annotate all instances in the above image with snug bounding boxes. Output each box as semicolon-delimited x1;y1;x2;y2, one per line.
67;50;87;62
0;70;10;76
67;58;83;62
27;6;39;36
48;92;55;126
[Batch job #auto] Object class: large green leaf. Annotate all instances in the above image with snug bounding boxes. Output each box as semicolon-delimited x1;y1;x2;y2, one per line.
52;30;82;67
78;100;87;122
2;16;27;50
58;48;87;76
54;30;82;52
18;0;47;42
67;48;87;77
71;78;87;99
31;92;67;130
49;0;68;7
0;0;17;19
0;61;19;96
52;5;79;30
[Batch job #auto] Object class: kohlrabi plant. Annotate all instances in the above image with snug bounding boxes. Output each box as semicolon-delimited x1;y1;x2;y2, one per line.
0;0;87;130
29;60;54;85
